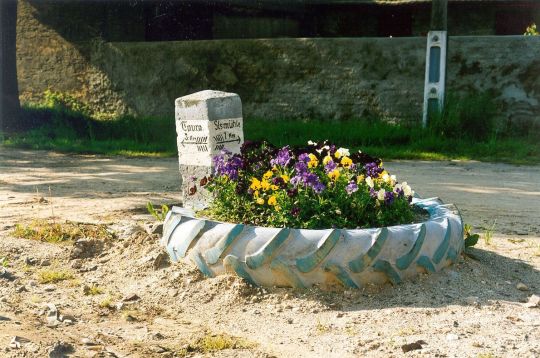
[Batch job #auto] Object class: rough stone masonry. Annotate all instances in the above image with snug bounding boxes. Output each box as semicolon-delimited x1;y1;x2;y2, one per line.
175;90;244;209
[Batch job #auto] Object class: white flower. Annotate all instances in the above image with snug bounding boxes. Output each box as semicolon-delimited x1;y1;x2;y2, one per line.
377;189;386;201
335;147;350;159
390;175;397;186
382;173;390;183
365;176;374;188
336;147;350;157
393;183;402;193
402;182;412;196
308;140;317;146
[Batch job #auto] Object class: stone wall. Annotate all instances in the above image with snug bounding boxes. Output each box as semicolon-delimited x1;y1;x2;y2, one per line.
16;0;540;129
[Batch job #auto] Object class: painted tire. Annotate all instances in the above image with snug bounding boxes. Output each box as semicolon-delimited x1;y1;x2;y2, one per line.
161;197;464;289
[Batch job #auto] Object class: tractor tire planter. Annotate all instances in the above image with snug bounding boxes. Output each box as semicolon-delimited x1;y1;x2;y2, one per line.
161;197;464;289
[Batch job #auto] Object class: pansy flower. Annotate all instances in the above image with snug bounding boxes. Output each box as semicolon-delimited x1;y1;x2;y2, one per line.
346;181;358;195
340;156;353;169
328;169;340;181
270;146;292;167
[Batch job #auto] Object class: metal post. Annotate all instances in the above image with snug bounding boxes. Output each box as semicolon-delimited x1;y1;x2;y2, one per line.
430;0;448;30
422;0;448;128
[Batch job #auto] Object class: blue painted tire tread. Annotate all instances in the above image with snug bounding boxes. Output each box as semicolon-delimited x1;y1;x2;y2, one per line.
162;198;464;288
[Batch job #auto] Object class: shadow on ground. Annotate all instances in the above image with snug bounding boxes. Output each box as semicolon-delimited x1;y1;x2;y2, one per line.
278;247;538;311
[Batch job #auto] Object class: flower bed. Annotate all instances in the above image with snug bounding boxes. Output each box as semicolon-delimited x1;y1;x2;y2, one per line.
196;141;420;229
162;141;464;289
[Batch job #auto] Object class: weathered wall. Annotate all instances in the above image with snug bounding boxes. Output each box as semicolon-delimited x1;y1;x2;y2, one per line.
16;0;540;128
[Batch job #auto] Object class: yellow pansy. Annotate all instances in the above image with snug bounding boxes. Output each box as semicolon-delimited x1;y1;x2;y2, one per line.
322;155;332;165
271;184;279;191
328;169;340;181
357;174;365;183
263;170;273;179
308;153;319;168
250;177;261;190
281;174;290;183
340;156;353;169
256;197;264;205
261;180;271;191
253;190;260;198
275;205;281;212
268;196;277;206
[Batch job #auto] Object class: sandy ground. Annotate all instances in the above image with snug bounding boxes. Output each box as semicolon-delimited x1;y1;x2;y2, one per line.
0;147;539;357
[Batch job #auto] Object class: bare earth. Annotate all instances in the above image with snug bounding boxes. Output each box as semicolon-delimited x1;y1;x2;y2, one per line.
0;147;539;358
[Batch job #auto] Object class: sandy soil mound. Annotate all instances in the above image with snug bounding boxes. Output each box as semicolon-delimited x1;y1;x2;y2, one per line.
0;148;538;357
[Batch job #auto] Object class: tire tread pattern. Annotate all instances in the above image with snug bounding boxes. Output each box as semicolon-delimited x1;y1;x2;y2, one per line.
162;197;463;288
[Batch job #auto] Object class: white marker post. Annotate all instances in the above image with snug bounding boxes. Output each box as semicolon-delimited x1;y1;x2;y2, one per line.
422;0;448;127
175;90;244;210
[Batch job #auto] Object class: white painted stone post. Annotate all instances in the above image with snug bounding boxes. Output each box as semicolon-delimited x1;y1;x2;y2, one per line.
422;31;448;127
175;90;244;210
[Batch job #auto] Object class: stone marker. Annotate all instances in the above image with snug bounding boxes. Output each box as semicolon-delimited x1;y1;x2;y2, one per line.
175;90;244;209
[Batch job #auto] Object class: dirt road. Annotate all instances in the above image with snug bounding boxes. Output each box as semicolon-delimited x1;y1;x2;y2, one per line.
0;148;539;357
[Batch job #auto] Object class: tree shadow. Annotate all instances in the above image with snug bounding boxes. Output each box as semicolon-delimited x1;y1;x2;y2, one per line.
0;147;180;201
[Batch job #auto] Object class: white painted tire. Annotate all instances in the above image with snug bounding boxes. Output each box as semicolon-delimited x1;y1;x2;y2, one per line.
161;197;464;289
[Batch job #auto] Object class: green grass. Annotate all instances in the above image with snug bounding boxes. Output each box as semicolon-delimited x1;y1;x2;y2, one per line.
244;119;540;164
36;269;74;284
3;104;177;157
83;284;104;296
2;104;539;164
12;220;114;244
190;333;254;353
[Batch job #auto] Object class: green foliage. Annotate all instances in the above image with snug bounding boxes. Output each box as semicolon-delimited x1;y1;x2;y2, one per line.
7;90;176;155
43;89;93;116
146;202;170;222
428;92;498;141
524;23;539;36
3;90;539;163
464;224;480;248
483;221;496;246
0;257;9;268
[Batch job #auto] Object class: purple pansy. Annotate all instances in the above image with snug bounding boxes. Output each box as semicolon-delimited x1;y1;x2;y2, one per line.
271;146;292;167
298;153;311;163
324;159;337;173
364;162;383;178
313;181;326;194
291;169;326;194
295;161;308;174
213;150;243;181
345;181;358;195
384;191;395;205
